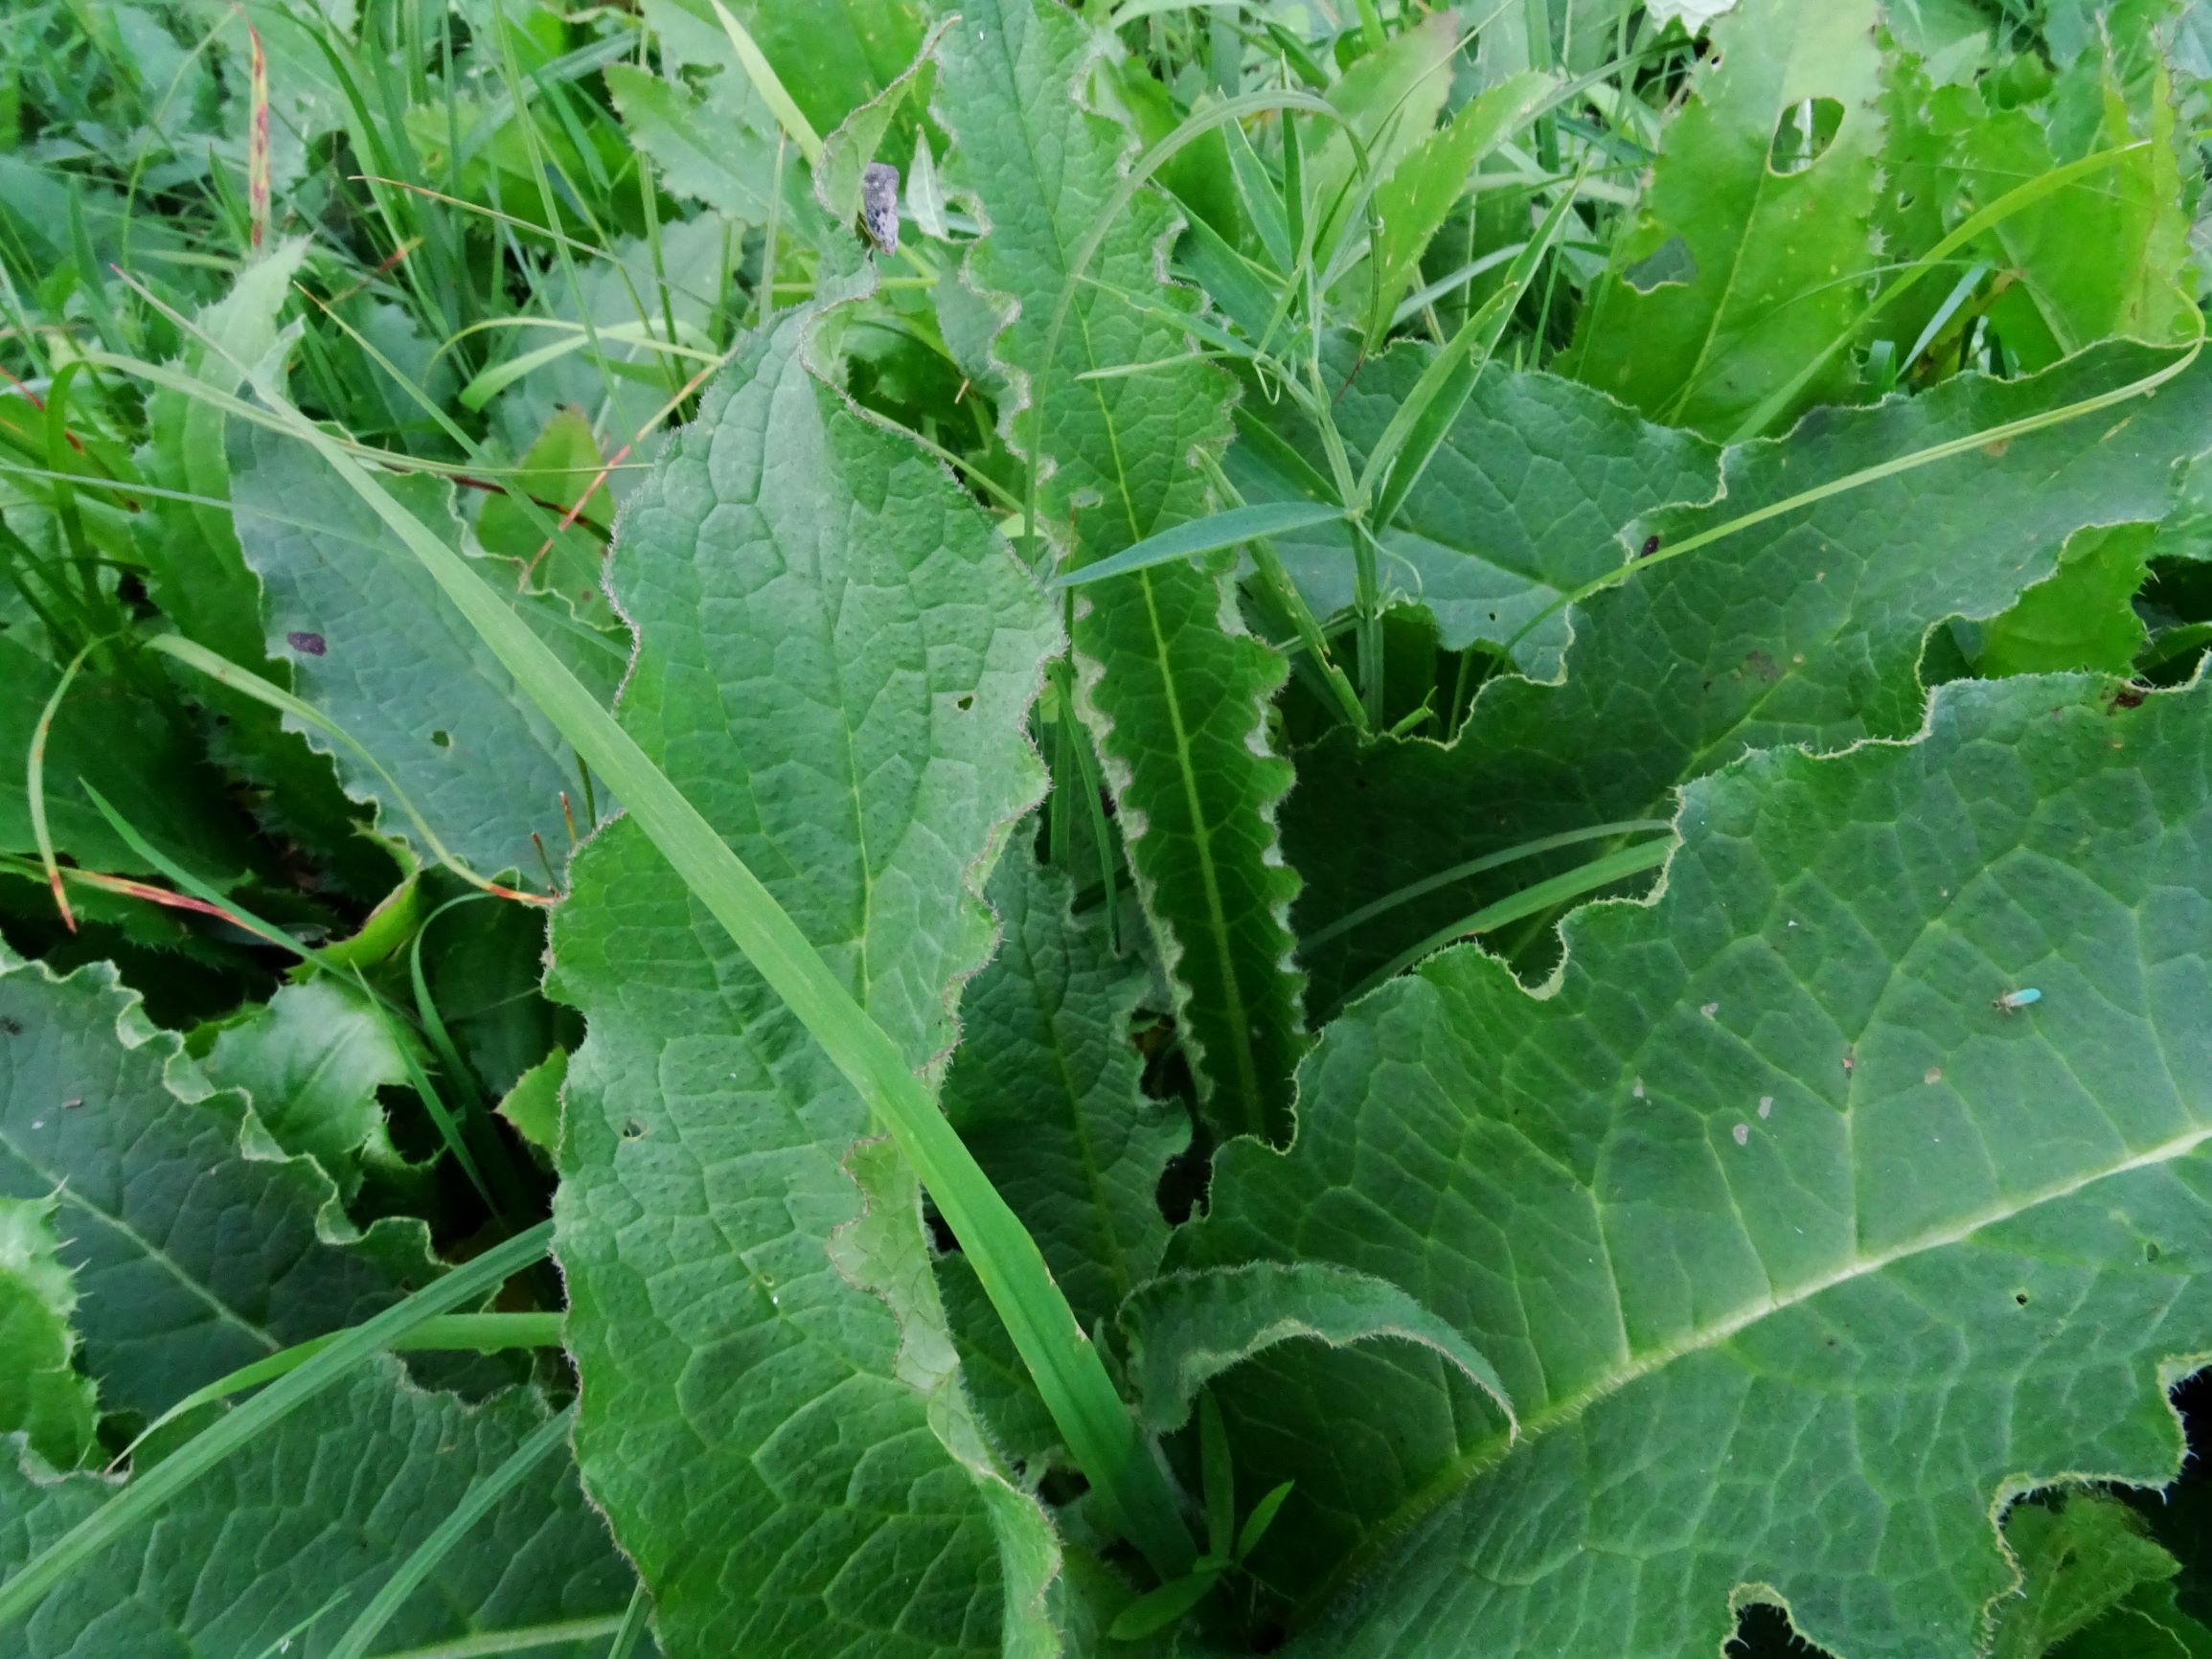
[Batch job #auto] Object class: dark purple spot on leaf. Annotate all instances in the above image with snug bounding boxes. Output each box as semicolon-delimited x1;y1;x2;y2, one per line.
287;630;327;656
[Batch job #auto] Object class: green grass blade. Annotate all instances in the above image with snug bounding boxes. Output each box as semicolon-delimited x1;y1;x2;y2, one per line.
25;637;104;931
1360;180;1583;523
1301;818;1675;953
706;0;823;166
329;1405;579;1659
1052;501;1349;590
1328;837;1674;1018
0;1222;555;1633
117;1314;565;1466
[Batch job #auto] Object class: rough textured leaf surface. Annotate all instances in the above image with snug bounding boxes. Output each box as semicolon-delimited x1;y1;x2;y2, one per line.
1227;341;1720;678
0;951;414;1420
549;306;1062;1659
1289;347;2212;1013
936;0;1305;1144
1194;672;2212;1659
946;843;1186;1332
229;419;624;882
0;1363;639;1658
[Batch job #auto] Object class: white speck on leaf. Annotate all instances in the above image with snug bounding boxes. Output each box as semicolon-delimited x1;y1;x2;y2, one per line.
1732;1123;1749;1147
1758;1096;1773;1118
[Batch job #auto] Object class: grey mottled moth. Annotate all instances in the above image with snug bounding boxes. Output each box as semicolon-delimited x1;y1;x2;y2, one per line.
859;162;901;256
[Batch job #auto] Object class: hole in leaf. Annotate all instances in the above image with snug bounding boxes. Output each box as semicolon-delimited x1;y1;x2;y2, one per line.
431;729;452;749
620;1117;647;1141
1624;234;1698;293
955;693;974;712
1726;1601;1829;1657
1038;1466;1089;1508
2015;1290;2030;1306
1767;98;1845;175
2147;1240;2162;1262
923;1199;958;1255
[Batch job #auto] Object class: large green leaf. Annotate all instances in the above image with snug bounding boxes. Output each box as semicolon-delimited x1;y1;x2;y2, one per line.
945;842;1186;1333
0;1197;96;1472
0;950;420;1420
1226;340;1721;680
0;1362;640;1658
548;304;1064;1659
936;0;1305;1145
1192;670;2212;1658
228;418;625;883
1562;0;1884;437
1288;344;2212;1015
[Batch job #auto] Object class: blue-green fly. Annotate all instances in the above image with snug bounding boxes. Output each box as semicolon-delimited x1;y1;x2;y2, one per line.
1994;988;2042;1014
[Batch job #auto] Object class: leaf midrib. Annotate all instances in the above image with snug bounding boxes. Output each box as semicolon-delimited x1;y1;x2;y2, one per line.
970;7;1269;1135
0;1123;281;1356
1292;1117;2212;1625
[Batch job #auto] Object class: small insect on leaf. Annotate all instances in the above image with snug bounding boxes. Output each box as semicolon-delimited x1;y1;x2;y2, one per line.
1994;988;2043;1014
859;162;901;256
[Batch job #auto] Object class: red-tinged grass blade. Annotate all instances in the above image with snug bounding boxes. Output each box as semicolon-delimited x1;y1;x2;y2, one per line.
244;11;270;251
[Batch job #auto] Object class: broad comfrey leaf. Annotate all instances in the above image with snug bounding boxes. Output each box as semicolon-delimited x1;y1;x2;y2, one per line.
1289;343;2212;1015
1191;670;2212;1659
548;300;1064;1659
0;1362;640;1658
935;0;1306;1146
0;950;424;1421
